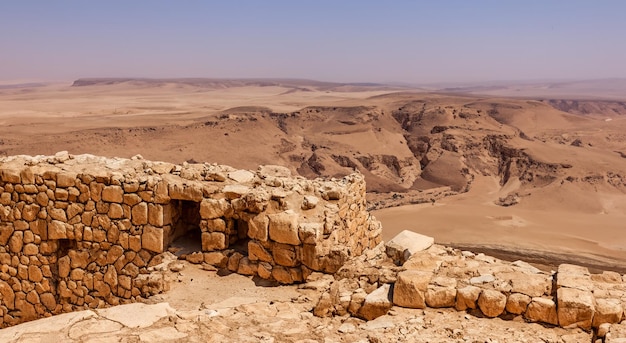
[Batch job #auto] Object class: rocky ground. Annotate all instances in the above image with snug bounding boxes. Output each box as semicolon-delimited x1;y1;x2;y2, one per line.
2;240;626;343
0;262;596;343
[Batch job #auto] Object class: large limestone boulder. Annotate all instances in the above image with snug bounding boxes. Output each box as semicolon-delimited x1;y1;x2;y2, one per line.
268;211;300;245
605;321;626;342
499;272;552;297
199;198;230;219
477;289;506;318
556;264;593;291
593;298;623;328
557;287;595;330
392;270;431;309
524;297;558;325
425;276;457;308
455;285;482;311
385;230;434;265
506;293;531;315
357;284;393;320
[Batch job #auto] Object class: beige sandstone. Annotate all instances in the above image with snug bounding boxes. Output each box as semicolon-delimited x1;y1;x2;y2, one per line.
268;211;301;245
425;276;457;308
357;284;393;320
506;292;532;315
593;298;624;328
525;297;558;325
392;270;431;309
477;289;506;318
385;229;434;265
557;287;595;330
455;285;482;311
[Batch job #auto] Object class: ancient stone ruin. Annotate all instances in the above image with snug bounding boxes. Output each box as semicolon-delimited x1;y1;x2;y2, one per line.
312;230;626;340
0;152;381;327
1;152;625;340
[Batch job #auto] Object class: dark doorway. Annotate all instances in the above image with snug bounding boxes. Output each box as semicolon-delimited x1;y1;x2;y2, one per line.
57;238;77;257
228;218;250;255
168;200;202;256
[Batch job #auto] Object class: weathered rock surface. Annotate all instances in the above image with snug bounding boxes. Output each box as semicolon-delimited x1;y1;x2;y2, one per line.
0;262;598;343
357;284;393;320
525;297;558;325
392;270;431;309
557;287;595;330
455;285;481;311
593;298;624;328
478;289;507;318
506;292;532;315
385;230;434;265
425;276;457;308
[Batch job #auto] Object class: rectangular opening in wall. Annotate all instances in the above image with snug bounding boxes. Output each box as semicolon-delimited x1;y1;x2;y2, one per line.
54;238;78;286
228;218;249;255
167;200;202;256
57;238;77;256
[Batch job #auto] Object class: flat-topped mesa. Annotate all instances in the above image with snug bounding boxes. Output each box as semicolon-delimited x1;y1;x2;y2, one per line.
0;152;383;327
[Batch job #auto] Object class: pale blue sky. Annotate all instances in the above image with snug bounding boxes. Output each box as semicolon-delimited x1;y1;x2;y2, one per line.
1;1;625;83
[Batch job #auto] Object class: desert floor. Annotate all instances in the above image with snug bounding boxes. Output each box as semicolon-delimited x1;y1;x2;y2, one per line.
1;79;625;270
374;174;626;272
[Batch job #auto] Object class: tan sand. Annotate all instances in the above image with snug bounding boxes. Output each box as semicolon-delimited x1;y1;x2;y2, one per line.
374;175;626;271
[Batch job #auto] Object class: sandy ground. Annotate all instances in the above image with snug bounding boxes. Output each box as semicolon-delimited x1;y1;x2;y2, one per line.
1;79;625;269
374;175;626;272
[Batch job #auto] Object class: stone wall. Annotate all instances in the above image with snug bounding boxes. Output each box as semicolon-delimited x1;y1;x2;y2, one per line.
0;152;382;327
314;231;626;334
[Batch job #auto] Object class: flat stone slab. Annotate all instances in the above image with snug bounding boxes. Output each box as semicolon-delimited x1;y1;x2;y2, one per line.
357;284;393;320
68;318;123;340
228;169;255;183
385;230;434;265
557;288;595;330
95;302;176;329
470;274;495;285
139;327;188;342
360;316;396;331
207;296;260;310
222;184;251;198
258;165;292;178
0;310;97;342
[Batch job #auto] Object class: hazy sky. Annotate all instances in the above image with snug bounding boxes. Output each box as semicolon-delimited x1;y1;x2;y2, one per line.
2;1;625;84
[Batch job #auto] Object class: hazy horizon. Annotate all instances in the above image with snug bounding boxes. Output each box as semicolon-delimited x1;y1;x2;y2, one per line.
2;1;626;84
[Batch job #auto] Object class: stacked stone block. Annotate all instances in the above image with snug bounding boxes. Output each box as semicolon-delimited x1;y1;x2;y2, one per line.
196;163;382;284
0;153;383;327
408;250;626;330
314;233;626;334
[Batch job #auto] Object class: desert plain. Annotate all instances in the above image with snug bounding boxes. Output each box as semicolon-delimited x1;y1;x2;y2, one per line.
1;78;625;272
